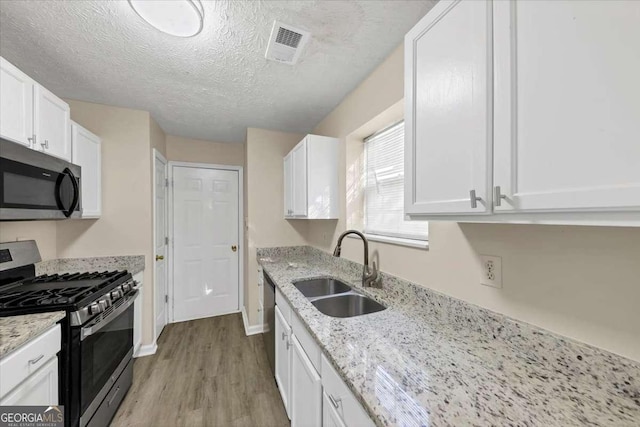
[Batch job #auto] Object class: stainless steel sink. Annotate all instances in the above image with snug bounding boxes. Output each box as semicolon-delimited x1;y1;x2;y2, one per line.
293;278;352;298
311;294;386;318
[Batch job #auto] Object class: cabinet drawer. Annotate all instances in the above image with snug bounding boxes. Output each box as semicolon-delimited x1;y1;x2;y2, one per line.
0;324;61;398
321;355;375;427
291;310;321;374
275;287;292;324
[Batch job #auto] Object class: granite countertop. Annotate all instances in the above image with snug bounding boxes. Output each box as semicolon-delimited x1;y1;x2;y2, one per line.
258;246;640;427
0;312;65;358
36;255;145;277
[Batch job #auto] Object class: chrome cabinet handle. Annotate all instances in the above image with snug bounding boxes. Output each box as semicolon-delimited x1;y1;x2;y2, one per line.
281;332;287;340
328;393;342;408
41;140;49;150
286;338;290;350
469;189;482;209
494;186;507;207
28;354;44;365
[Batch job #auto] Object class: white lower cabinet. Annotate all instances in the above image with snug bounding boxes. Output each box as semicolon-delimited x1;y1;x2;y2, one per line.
275;293;375;427
0;324;60;405
291;335;322;427
275;305;292;418
133;271;144;357
0;357;58;405
323;392;346;427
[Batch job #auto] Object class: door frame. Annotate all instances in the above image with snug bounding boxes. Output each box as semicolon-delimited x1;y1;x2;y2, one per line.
167;161;244;324
152;149;168;341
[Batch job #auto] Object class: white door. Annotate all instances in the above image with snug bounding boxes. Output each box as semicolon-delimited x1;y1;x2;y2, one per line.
284;153;293;217
0;57;34;147
291;336;321;427
275;305;291;418
322;392;346;427
404;0;492;215
71;122;102;218
493;0;640;212
0;357;58;405
172;166;240;322
291;139;307;216
34;85;70;161
154;153;168;339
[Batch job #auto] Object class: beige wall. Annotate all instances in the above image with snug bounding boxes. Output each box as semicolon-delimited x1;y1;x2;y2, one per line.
57;100;156;346
0;222;58;261
307;45;640;362
245;128;307;324
166;135;244;166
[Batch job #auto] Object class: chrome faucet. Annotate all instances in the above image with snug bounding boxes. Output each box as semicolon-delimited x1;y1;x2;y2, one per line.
332;230;381;288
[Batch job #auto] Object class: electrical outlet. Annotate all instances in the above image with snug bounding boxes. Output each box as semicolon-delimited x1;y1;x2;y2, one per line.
480;255;502;288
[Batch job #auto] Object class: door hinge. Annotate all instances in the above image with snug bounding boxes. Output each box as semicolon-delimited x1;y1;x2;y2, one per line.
165;295;168;303
165;236;169;245
165;178;169;187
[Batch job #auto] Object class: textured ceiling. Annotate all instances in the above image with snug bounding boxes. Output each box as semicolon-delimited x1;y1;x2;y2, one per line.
0;0;436;143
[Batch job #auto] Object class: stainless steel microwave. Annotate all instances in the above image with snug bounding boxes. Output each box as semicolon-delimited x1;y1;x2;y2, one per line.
0;137;81;220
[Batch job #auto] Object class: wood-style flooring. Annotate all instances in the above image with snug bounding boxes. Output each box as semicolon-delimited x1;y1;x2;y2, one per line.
112;314;289;427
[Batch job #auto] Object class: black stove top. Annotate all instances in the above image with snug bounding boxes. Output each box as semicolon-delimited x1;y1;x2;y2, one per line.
0;270;130;316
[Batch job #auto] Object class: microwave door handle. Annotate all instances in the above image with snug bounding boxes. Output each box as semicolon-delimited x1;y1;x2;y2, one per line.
56;168;79;218
67;168;80;216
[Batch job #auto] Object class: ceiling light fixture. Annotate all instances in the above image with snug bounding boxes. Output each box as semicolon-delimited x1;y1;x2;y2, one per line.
128;0;204;38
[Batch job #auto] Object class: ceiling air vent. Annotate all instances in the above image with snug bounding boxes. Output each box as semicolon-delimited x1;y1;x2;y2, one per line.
265;21;310;65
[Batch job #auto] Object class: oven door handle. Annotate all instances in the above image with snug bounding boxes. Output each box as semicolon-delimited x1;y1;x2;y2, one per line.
80;290;139;341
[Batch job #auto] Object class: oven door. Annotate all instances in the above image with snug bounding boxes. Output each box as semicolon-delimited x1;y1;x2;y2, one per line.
0;138;81;220
78;292;136;421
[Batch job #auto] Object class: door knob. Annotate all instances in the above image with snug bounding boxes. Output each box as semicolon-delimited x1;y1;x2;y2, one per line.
155;255;164;261
231;245;237;252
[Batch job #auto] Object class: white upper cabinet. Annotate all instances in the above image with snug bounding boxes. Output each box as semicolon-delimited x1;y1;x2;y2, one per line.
283;134;339;219
284;153;294;217
493;0;640;213
405;0;640;225
71;121;102;218
0;57;34;147
35;85;71;161
405;0;492;215
0;56;71;161
291;139;308;216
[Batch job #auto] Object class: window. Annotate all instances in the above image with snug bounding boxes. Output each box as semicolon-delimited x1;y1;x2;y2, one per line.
364;121;428;242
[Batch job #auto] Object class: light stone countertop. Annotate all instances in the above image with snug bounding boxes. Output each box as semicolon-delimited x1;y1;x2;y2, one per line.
0;312;65;358
36;255;145;276
258;246;640;427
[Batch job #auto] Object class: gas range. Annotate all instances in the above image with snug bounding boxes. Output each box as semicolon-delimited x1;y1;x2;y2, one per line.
0;241;138;427
0;270;135;324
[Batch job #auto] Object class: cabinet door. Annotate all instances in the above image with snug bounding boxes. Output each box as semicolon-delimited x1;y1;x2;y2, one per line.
291;335;321;427
34;85;71;161
404;0;492;215
0;57;34;147
133;280;143;357
493;0;640;213
291;139;308;217
71;122;102;218
0;357;58;405
275;305;291;418
323;392;346;427
284;153;294;217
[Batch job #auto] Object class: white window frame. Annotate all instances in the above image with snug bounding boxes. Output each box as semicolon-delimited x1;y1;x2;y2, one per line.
360;120;428;249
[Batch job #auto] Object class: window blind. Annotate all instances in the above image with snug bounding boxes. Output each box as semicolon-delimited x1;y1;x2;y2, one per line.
364;121;428;241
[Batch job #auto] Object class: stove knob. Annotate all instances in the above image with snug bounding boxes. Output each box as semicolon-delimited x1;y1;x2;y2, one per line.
98;299;109;311
121;283;131;293
89;302;102;315
111;289;122;300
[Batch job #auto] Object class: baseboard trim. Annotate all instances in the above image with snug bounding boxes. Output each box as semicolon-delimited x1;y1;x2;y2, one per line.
242;306;266;336
135;342;158;358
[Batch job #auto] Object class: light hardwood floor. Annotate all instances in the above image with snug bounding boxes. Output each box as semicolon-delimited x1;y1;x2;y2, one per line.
112;314;289;427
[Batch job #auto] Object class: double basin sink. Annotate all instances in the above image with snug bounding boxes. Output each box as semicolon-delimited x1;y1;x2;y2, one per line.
293;278;386;318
